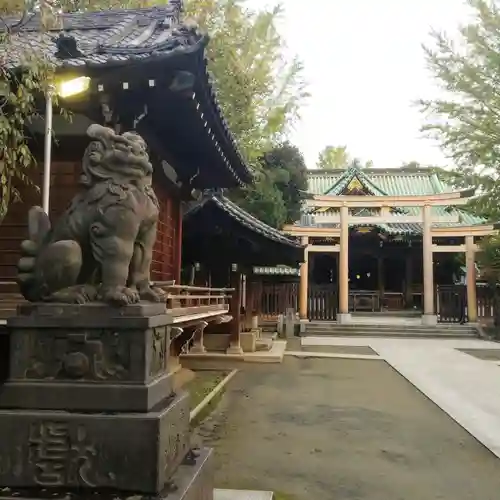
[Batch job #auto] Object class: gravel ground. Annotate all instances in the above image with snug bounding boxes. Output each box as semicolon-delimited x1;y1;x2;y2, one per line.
193;356;500;500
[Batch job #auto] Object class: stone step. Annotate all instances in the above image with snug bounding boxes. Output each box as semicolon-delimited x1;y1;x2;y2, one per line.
261;324;277;333
255;338;273;351
306;322;475;331
304;328;477;338
261;331;278;341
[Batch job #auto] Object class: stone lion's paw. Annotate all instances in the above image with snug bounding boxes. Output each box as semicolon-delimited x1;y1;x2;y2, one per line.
139;285;167;303
101;286;138;306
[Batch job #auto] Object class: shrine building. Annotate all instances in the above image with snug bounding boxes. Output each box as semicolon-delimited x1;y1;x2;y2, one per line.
283;164;499;325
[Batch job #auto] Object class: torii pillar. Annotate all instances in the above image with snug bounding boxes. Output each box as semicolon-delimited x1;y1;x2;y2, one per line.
337;204;351;323
422;204;437;325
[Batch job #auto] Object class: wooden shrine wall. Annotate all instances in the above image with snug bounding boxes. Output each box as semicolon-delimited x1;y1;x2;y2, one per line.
151;181;181;283
0;161;80;286
0;162;182;287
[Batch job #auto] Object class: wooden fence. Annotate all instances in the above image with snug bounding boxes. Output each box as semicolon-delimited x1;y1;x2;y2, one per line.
256;282;298;320
256;282;337;321
436;285;497;324
436;285;467;323
256;281;497;324
308;285;337;321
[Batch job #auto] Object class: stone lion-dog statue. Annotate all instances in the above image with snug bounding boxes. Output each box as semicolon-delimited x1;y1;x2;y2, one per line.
17;124;167;306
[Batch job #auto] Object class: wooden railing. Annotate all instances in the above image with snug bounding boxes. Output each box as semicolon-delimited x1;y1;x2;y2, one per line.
0;281;232;323
155;283;233;312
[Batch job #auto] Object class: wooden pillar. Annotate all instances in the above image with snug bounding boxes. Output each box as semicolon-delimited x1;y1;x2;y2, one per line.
175;200;183;284
245;279;256;329
422;204;435;320
338;205;349;317
377;256;385;310
299;236;309;320
227;267;243;355
405;254;413;308
466;235;477;322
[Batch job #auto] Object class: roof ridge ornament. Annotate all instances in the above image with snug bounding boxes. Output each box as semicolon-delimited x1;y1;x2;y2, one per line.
54;33;84;59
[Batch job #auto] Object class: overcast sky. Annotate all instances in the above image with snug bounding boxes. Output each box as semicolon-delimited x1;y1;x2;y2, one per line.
246;0;473;169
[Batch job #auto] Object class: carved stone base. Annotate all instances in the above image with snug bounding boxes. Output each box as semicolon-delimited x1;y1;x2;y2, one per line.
226;342;244;356
0;447;214;500
190;342;207;354
0;392;191;494
0;327;8;382
3;303;174;412
0;373;174;412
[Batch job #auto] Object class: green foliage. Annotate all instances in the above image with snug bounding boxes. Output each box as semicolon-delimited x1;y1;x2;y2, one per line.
261;142;308;224
479;234;500;283
317;145;350;170
185;0;308;164
235;173;288;228
185;0;309;228
420;0;500;221
317;146;373;170
1;0;308;231
233;142;308;227
0;14;59;222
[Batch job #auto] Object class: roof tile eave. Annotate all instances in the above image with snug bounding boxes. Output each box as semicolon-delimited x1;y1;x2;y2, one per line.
214;195;303;249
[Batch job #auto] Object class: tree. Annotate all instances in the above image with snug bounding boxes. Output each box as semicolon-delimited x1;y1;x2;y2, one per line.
184;0;309;227
0;1;63;224
260;142;308;224
477;234;500;324
1;0;308;229
317;145;350;170
184;0;308;164
402;161;422;169
236;174;288;229
317;145;373;170
419;0;500;221
230;142;307;227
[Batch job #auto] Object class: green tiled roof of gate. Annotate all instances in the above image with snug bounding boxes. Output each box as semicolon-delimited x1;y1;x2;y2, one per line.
307;166;452;196
304;166;484;233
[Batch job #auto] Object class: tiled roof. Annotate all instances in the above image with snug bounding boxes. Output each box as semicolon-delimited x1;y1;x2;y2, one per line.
0;3;253;186
192;195;303;248
307;166;451;196
320;165;389;196
253;266;300;276
0;5;191;69
303;166;484;234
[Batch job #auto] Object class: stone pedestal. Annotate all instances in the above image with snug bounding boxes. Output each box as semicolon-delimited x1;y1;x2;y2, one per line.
0;303;213;499
421;314;438;326
337;313;352;324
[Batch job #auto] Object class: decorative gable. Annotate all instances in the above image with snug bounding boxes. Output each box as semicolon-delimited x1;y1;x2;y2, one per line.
344;176;366;195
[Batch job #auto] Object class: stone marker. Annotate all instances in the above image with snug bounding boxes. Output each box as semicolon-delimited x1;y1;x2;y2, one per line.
0;126;214;500
285;308;295;339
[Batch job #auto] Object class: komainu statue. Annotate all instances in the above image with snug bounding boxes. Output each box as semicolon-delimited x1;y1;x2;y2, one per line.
17;124;167;306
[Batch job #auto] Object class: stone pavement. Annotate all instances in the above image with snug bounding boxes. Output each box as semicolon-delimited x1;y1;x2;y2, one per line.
214;490;273;500
301;335;500;459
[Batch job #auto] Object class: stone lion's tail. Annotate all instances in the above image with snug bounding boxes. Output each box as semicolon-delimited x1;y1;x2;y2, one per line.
17;206;51;301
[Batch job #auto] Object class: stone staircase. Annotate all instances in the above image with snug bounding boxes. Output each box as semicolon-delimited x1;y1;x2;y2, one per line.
304;321;479;339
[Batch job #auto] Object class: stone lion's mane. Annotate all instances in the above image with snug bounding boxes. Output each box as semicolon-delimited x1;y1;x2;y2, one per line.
80;124;153;187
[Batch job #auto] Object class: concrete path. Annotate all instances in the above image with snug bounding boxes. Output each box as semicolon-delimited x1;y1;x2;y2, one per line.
195;355;500;499
214;490;273;500
302;335;500;459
